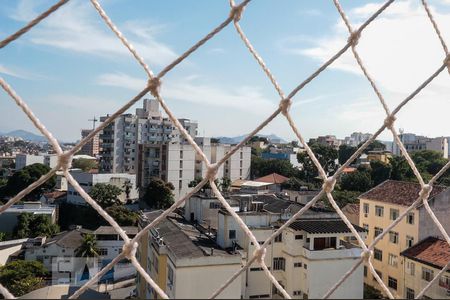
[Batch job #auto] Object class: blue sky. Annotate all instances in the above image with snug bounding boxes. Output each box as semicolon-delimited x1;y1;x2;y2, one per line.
1;0;450;142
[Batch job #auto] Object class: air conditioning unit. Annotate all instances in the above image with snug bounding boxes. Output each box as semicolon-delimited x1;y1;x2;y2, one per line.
364;213;368;218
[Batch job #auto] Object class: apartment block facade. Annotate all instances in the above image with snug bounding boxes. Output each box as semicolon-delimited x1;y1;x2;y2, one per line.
359;180;450;298
393;133;448;158
78;129;99;157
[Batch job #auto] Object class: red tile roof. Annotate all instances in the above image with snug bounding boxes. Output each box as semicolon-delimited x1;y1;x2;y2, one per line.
359;180;447;206
255;173;289;184
401;236;450;270
342;203;360;215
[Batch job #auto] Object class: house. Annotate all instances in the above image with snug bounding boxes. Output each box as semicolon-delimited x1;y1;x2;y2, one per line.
401;237;450;299
0;202;56;234
367;150;392;164
255;173;289;193
136;211;242;299
359;180;449;297
0;238;29;266
342;203;360;226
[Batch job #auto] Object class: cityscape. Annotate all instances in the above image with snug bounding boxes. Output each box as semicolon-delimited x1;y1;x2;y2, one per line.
1;0;450;299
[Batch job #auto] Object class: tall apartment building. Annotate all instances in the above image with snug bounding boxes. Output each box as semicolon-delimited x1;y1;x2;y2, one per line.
78;129;99;157
99;101;251;197
15;153;58;170
344;132;373;147
359;180;450;298
393;133;448;158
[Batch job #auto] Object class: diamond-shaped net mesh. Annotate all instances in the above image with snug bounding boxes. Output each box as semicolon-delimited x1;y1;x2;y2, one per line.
1;0;450;299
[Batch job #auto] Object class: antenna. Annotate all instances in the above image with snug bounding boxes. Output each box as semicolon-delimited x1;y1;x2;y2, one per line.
88;116;98;130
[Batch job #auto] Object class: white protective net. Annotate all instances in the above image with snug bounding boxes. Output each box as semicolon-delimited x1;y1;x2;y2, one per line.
1;0;450;299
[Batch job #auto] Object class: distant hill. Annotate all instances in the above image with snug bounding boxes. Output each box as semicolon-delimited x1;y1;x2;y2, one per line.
0;130;47;142
216;134;287;145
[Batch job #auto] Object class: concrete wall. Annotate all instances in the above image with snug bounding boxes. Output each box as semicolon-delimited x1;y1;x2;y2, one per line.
418;189;450;241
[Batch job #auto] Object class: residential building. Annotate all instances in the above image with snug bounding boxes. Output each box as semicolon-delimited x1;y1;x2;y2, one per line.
20;285;110;300
78;129;100;157
66;170;138;205
15;153;58;170
393;133;448;158
216;196;366;299
0;202;56;233
136;211;242;299
282;189;320;205
344;132;373;147
254;173;289;193
0;238;29;265
342;203;360;226
367;150;393;164
309;135;343;149
359;180;450;297
401;237;450;299
261;152;300;168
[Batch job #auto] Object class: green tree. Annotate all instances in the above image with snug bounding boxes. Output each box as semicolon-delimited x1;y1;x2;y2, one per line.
188;177;219;192
105;205;138;226
360;140;386;153
370;160;392;186
0;260;49;296
89;183;122;208
0;232;6;242
338;144;357;165
281;177;315;190
14;213;59;238
76;233;99;258
122;180;133;204
297;142;338;180
72;158;98;172
340;170;372;192
142;177;174;209
220;177;232;192
363;284;383;299
251;155;298;179
389;156;411;181
4;163;56;199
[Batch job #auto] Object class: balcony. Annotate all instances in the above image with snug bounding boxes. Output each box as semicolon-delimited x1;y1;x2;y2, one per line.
302;245;362;260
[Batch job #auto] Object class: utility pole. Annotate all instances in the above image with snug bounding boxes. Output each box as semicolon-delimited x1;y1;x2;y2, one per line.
88;116;98;130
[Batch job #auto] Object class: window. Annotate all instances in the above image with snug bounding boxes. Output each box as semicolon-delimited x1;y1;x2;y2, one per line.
304;264;308;270
422;267;434;282
363;203;369;214
179;170;182;178
439;275;450;288
274;234;282;243
388;253;398;267
374;227;383;238
389;231;399;244
374;269;382;280
293;291;302;296
375;206;384;217
406;235;414;248
364;266;367;277
388;276;397;290
250;267;263;272
98;248;108;256
209;202;221;209
406;261;415;275
229;230;236;239
249;295;270;299
374;248;383;261
167;266;174;287
406;212;415;224
390;208;399;220
295;234;303;240
273;257;285;271
294;262;302;268
178;180;182;190
152;255;159;273
405;288;415;299
363;224;369;235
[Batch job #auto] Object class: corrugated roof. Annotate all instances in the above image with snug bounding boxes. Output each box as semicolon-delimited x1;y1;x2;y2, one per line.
401;236;450;270
289;219;365;234
93;226;138;236
255;173;289;184
359;180;447;206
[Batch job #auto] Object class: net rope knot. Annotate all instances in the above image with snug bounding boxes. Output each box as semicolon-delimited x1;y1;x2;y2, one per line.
206;163;219;181
361;249;373;261
322;177;336;194
383;114;396;130
347;31;361;46
279;98;292;116
419;184;432;200
229;5;244;22
147;77;161;97
58;152;73;172
122;241;138;260
253;247;266;264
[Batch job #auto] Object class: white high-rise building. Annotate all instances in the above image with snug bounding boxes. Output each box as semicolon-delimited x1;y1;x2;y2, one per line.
392;133;448;158
344;132;373;147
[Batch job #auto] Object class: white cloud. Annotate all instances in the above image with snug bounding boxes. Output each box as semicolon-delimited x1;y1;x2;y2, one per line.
11;0;177;67
0;64;45;80
285;0;450;137
96;72;275;115
298;9;323;17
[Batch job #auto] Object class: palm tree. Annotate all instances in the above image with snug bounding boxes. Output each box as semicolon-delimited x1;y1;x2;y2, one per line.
76;234;99;258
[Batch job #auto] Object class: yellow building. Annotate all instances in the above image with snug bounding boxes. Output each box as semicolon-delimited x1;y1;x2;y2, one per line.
401;237;450;299
359;180;449;298
367;150;392;164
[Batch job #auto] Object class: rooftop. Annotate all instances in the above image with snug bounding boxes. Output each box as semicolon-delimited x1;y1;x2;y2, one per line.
5;202;56;214
93;226;138;236
20;284;110;299
255;173;289;184
342;203;360;215
241;181;273;188
359;180;447;206
45;229;91;249
289;219;366;234
142;211;237;260
401;236;450;270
